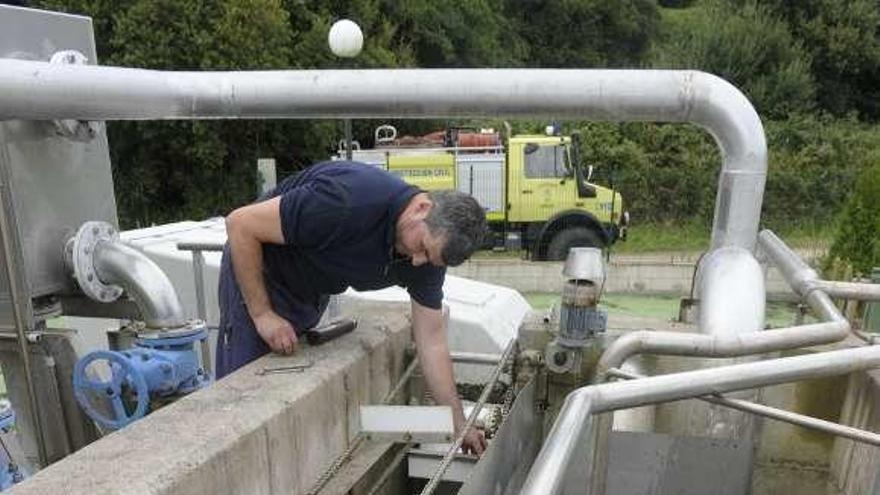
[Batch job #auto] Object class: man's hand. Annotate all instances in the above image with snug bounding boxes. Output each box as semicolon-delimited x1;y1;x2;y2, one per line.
253;311;298;355
460;425;487;456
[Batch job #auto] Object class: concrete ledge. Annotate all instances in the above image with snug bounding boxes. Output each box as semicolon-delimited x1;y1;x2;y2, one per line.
10;311;411;495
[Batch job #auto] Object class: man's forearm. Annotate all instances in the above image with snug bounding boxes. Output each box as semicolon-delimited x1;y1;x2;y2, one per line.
226;211;273;319
411;304;467;428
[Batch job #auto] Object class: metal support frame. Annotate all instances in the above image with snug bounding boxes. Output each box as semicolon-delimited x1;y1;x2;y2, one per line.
0;184;48;466
344;119;353;160
607;368;880;448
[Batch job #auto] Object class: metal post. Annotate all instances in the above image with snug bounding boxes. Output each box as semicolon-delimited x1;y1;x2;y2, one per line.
192;250;212;378
176;242;225;379
0;185;48;466
344;118;353;160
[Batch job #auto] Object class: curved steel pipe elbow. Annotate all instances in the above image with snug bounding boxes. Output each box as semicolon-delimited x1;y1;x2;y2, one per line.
65;221;186;329
93;240;186;329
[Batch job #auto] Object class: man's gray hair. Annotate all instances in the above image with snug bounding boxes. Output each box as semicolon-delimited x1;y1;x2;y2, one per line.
425;190;487;266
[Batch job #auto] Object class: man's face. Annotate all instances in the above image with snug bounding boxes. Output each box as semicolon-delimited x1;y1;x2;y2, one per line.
397;220;446;267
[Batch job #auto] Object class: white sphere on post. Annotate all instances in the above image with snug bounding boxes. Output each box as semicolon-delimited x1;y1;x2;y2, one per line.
328;19;363;58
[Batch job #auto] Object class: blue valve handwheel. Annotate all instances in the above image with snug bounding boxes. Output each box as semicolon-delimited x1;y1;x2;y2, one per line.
73;350;149;430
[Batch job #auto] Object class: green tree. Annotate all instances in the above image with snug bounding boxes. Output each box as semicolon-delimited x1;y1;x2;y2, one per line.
380;0;526;68
35;0;407;227
826;161;880;274
506;0;659;68
759;0;880;120
653;0;815;119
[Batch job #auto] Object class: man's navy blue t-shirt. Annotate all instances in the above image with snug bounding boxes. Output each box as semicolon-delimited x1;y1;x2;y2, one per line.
221;160;446;333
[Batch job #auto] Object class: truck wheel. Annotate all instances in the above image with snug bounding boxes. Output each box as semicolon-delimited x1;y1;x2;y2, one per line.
545;227;604;261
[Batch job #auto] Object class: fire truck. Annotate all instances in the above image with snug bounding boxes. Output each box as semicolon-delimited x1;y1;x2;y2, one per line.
336;125;628;261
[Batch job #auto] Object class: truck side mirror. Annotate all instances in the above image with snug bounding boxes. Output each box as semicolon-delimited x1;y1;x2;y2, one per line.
587;165;594;182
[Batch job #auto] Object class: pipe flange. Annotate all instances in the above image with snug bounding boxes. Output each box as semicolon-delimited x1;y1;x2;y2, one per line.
137;320;207;345
67;221;123;303
49;50;99;142
545;340;581;374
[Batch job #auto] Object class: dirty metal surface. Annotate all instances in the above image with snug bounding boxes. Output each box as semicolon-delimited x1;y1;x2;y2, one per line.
458;377;540;495
607;431;754;495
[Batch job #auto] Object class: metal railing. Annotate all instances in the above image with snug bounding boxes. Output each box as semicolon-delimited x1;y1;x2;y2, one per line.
522;231;880;495
175;241;225;379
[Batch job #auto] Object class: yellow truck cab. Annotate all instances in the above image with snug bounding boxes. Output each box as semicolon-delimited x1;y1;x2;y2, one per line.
337;125;628;260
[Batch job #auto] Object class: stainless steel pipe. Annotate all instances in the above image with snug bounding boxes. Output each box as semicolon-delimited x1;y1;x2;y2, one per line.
758;230;820;296
811;280;880;302
94;241;186;329
696;246;765;336
0;62;766;251
587;231;851;495
607;368;880;448
449;351;503;365
521;344;880;495
598;231;850;379
759;231;880;302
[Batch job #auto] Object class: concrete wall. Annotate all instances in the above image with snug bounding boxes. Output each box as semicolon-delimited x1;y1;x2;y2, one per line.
829;369;880;495
9;308;412;495
450;257;795;298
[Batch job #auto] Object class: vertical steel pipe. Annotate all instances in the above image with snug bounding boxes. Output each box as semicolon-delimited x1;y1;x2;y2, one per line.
191;250;212;376
696;246;765;336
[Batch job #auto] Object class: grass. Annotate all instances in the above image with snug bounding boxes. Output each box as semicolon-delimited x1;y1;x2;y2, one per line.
613;220;710;253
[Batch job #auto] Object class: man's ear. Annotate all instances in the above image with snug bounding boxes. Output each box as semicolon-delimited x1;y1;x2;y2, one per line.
416;198;433;217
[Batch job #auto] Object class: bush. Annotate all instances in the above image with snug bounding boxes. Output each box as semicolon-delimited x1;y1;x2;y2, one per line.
825;162;880;275
573;122;719;224
568;115;879;233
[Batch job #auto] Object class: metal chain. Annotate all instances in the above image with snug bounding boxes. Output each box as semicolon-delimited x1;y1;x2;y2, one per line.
304;357;420;495
419;339;517;495
501;345;519;417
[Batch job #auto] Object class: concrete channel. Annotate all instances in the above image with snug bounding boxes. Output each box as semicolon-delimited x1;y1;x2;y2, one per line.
450;253;804;299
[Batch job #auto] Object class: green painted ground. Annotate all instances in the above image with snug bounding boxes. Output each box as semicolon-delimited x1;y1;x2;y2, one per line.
523;292;808;329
